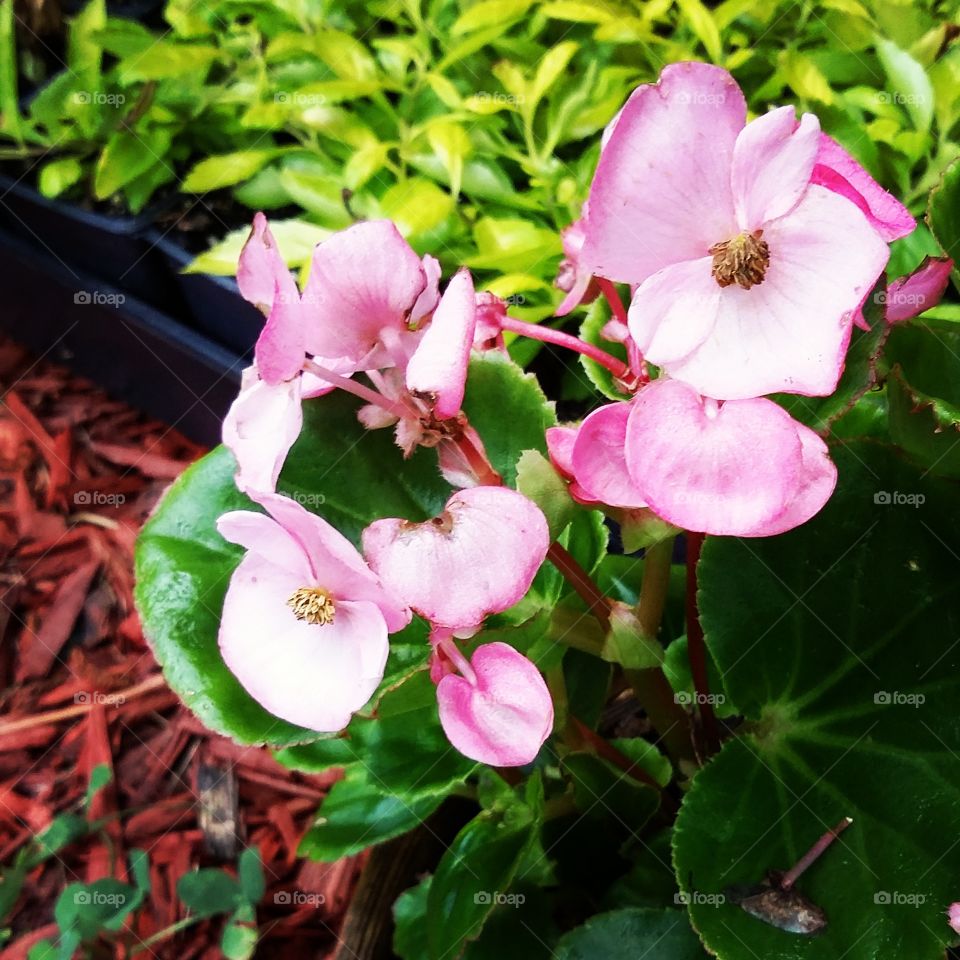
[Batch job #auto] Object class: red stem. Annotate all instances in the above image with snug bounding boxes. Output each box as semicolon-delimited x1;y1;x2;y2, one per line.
547;542;613;631
596;277;629;327
452;432;503;487
686;532;720;756
499;314;630;380
780;818;853;889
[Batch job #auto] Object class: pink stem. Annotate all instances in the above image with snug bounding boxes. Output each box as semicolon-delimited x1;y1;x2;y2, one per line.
499;315;630;380
780;817;853;890
303;359;412;420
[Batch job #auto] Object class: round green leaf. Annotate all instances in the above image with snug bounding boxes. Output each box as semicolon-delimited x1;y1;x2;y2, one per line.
674;442;960;960
554;908;705;959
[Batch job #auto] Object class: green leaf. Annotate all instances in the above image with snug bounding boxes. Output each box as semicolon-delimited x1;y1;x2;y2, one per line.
563;753;660;827
674;442;960;960
84;763;112;811
55;879;142;937
926;157;960;290
461;352;556;487
554;908;704;959
182;150;279;193
94;127;173;200
135;393;451;746
177;870;243;918
238;848;265;904
529;42;578;113
380;178;454;242
876;37;934;134
393;875;432;960
887;367;960;478
427;805;539;960
451;0;535;36
119;41;219;83
676;0;722;62
221;906;258;960
516;449;576;538
37;157;84;198
299;772;444;862
426;121;471;198
578;297;632;401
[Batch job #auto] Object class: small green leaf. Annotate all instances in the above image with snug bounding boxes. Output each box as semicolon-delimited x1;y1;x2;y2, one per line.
84;763;112;811
182;150;279;193
876;37;934;134
299;773;444;862
451;0;535;36
676;0;723;62
461;352;556;487
393;875;431;960
427;806;539;960
221;905;258;960
563;753;660;827
578;297;632;401
554;908;704;959
927;157;960;290
516;449;575;538
37;157;84;198
94;127;173;200
238;848;265;904
177;870;243;918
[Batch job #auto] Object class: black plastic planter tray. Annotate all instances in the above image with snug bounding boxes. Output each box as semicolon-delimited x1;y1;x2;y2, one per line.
0;224;243;446
149;230;263;357
0;174;186;315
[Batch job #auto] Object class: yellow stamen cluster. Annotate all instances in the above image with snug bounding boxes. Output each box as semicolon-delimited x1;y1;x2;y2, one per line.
287;587;336;625
709;230;770;289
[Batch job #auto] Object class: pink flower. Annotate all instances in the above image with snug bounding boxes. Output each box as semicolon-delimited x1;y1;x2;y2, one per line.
222;367;303;497
405;268;476;420
216;493;410;732
362;486;550;632
554;219;599;316
569;405;647;509
301;219;439;369
810;134;915;243
237;213;308;386
434;637;553;766
578;62;892;401
626;379;836;536
884;256;953;324
948;902;960;935
546;425;601;505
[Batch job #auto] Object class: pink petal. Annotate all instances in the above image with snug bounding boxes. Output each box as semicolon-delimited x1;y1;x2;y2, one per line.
255;492;410;633
555;219;596;316
731;107;820;229
948;902;960;935
545;425;577;479
437;424;490;489
411;254;442;323
362;487;550;630
745;424;837;536
884;256;954;324
665;186;889;400
222;370;303;497
219;555;389;731
237;213;296;312
624;380;805;536
580;62;746;285
436;642;553;766
810;134;914;242
571;403;647;508
217;510;312;582
627;257;720;364
301;220;426;365
405;268;476;419
255;276;306;385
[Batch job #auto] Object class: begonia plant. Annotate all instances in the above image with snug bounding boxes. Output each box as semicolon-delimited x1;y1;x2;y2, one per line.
135;62;960;960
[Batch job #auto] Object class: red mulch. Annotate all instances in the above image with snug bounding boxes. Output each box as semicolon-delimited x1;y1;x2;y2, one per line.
0;339;361;959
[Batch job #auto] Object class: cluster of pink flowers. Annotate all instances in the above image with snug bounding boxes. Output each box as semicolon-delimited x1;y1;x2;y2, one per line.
214;61;951;765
